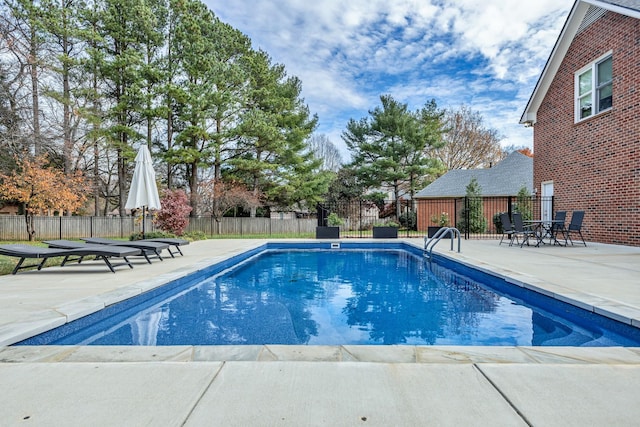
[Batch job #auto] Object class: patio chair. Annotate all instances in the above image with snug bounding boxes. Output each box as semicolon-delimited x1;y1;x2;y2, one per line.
0;244;141;274
565;211;587;246
498;213;518;246
550;211;568;245
512;213;536;247
81;237;170;263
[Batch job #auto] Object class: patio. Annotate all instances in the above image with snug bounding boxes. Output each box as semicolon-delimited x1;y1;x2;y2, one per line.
0;239;639;426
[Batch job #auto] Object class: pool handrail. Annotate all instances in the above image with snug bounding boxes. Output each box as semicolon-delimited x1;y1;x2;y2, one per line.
424;227;461;258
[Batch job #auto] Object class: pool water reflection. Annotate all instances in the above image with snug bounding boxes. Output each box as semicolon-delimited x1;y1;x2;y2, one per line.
21;248;640;346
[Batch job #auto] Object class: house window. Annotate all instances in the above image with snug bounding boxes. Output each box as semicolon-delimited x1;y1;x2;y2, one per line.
575;54;612;121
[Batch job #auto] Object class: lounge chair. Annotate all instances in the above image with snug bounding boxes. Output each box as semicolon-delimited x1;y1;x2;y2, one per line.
81;237;170;263
498;213;518;246
44;239;144;262
565;210;587;246
138;237;189;257
0;244;141;274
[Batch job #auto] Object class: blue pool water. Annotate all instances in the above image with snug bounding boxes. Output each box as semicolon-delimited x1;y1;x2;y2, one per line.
17;242;640;346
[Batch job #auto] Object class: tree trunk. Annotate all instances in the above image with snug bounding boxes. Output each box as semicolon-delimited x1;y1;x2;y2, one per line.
62;6;72;216
25;212;35;241
94;135;100;215
394;181;402;219
118;146;126;216
29;25;41;156
189;161;198;216
166;105;174;189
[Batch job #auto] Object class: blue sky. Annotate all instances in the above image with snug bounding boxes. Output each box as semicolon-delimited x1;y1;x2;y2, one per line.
204;0;574;160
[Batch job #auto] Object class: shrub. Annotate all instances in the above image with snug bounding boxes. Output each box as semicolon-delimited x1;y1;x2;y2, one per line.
493;212;504;234
153;189;192;235
513;186;533;221
399;211;417;230
327;212;343;226
182;230;207;241
130;230;175;241
373;221;400;227
457;178;487;233
430;212;449;227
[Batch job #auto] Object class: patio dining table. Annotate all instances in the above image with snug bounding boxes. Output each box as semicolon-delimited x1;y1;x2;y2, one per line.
524;220;566;247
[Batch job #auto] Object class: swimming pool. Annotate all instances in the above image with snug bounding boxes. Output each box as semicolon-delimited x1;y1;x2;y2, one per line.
16;242;640;346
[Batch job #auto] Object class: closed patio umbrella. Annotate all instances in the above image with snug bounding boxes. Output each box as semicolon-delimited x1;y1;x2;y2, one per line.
125;145;161;238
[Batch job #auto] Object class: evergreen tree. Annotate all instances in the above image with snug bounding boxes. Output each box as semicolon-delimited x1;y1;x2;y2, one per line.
457;177;487;233
229;50;326;214
514;186;533;221
343;95;444;218
167;0;250;214
98;0;162;215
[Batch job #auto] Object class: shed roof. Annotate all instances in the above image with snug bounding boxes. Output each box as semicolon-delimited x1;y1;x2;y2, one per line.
415;152;533;198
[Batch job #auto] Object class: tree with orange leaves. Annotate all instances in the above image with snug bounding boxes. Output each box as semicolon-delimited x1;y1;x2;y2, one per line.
517;147;534;157
0;154;87;240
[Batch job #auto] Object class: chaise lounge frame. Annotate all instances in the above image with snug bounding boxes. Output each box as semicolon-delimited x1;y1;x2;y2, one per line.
0;244;141;274
81;237;170;263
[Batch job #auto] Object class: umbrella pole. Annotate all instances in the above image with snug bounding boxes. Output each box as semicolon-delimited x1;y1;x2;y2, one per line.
142;206;146;239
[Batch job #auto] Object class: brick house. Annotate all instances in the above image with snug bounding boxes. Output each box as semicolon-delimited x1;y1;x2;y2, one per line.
415;152;533;233
520;0;640;246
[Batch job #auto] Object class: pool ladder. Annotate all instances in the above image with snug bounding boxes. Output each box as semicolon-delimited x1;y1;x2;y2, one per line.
424;227;461;258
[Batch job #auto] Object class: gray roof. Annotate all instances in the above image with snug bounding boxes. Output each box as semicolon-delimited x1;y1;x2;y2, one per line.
415;152;533;198
597;0;640;12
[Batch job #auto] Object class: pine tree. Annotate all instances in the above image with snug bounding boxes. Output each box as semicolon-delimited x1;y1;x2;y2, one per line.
343;95;444;219
457;177;487;233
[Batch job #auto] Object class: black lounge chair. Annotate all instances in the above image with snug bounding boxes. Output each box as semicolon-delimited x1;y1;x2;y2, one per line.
0;244;141;274
81;237;170;263
44;239;142;260
139;238;189;257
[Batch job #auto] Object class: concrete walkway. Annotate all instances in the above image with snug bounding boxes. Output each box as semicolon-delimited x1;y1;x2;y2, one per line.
1;238;639;426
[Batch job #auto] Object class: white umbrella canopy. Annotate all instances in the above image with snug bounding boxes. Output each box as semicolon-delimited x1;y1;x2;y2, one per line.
125;145;161;237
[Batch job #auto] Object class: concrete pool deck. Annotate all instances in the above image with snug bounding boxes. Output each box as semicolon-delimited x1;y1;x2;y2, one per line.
0;238;639;426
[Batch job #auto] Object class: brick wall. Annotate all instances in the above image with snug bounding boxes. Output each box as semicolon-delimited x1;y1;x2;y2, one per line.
534;11;640;246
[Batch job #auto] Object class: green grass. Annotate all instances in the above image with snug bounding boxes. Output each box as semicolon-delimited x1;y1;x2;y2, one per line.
0;256;17;275
0;241;69;276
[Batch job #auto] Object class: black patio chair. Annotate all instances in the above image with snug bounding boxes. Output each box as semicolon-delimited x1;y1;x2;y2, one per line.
498;213;518;246
550;210;568;245
512;213;536;247
565;211;587;246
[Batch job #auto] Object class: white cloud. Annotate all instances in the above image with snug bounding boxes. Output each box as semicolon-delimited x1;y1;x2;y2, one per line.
205;0;575;155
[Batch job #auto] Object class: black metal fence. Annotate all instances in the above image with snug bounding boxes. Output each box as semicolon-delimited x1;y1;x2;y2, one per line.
317;196;554;239
0;196;554;241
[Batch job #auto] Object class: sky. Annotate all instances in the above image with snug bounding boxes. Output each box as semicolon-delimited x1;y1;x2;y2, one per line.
203;0;575;160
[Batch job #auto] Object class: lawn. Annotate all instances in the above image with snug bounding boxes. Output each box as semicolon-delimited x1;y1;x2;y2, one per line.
0;241;62;275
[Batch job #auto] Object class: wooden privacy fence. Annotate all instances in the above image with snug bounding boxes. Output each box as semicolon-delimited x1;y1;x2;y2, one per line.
0;216;318;241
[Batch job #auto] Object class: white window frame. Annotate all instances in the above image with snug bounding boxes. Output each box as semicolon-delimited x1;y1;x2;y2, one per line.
574;51;613;123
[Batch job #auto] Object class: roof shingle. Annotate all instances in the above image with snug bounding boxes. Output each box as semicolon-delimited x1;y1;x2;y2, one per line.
415;152;533;198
